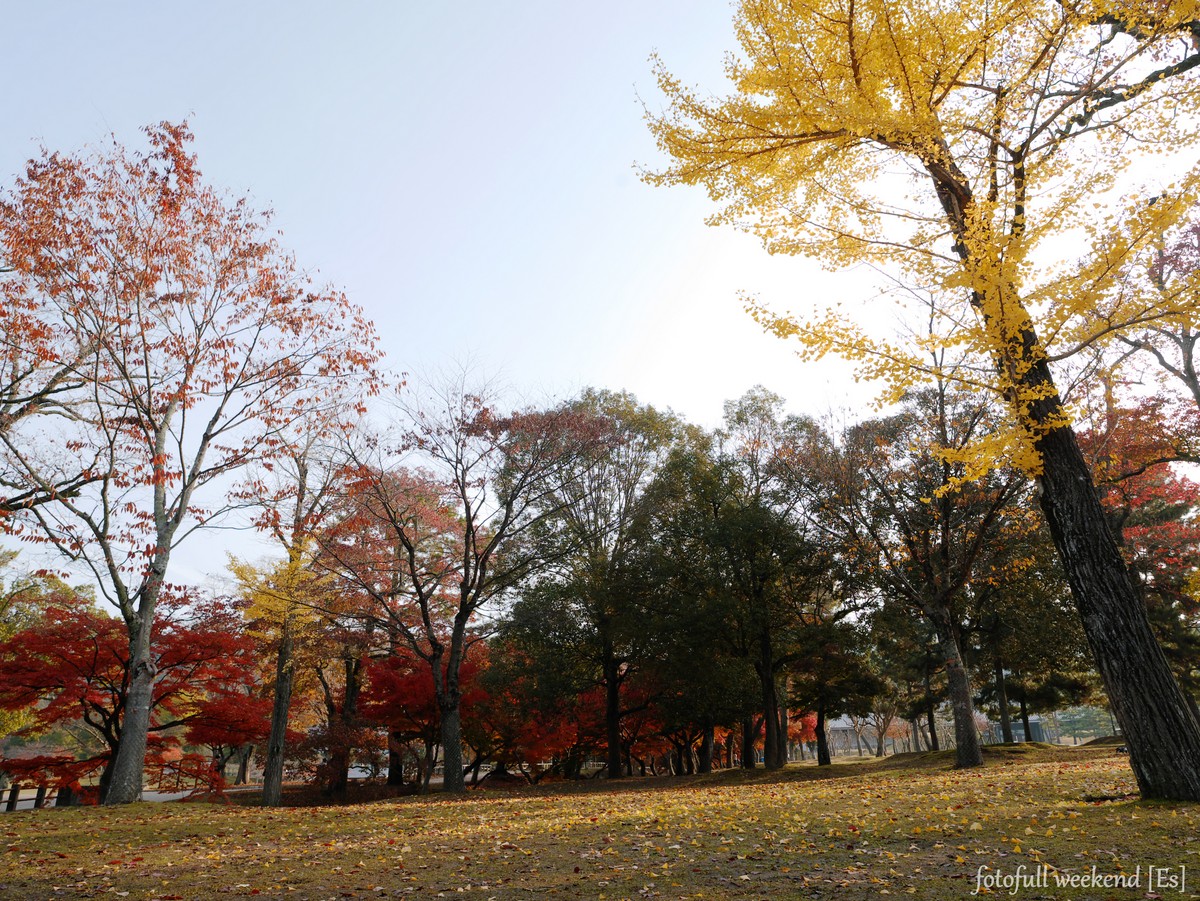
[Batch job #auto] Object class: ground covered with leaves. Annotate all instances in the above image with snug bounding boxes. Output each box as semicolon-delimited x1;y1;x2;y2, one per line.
2;744;1195;900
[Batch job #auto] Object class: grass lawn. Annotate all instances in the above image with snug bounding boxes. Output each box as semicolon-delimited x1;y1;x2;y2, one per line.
2;744;1195;900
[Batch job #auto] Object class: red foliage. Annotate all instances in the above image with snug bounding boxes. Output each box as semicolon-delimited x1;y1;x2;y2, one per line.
0;591;262;784
1079;398;1200;614
184;691;273;752
789;712;818;743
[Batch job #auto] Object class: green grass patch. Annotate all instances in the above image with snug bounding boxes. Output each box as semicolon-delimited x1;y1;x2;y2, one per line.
1;746;1194;900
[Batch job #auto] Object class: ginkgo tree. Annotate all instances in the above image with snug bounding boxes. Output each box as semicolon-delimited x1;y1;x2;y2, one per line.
647;0;1200;799
0;123;381;804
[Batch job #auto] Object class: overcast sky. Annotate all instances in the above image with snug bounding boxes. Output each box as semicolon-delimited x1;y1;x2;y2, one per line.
2;2;885;581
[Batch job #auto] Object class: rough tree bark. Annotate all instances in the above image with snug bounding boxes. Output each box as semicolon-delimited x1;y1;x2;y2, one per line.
261;624;295;807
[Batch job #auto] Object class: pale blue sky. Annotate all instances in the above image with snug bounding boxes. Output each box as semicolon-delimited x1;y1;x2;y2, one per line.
4;3;889;585
3;1;875;436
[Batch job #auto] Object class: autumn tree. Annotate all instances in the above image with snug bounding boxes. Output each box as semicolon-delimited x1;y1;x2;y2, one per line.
0;123;381;804
234;424;361;806
0;552;65;740
322;380;610;793
647;0;1200;798
231;549;332;805
473;637;608;782
0;591;259;799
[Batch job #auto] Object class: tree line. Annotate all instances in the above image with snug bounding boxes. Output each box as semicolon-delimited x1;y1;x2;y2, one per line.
3;368;1197;804
9;0;1200;804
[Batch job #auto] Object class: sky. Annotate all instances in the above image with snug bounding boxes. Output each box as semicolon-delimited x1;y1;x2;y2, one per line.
2;2;878;423
2;2;882;582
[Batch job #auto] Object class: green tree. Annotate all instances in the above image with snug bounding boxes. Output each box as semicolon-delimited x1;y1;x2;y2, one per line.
640;390;839;770
509;390;681;779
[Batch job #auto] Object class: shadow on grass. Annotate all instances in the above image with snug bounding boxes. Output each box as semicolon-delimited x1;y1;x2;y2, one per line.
208;742;1120;809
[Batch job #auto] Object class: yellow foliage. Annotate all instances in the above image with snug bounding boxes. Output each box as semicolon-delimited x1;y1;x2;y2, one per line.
647;0;1200;474
228;548;325;642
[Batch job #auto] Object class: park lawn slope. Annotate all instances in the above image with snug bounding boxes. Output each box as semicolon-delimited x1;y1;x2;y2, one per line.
1;746;1194;900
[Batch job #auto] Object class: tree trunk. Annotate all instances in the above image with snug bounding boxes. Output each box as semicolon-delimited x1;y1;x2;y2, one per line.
1019;696;1033;743
420;738;438;793
925;692;940;752
602;646;624;780
333;658;362;798
933;619;983;768
910;717;925;751
994;658;1013;744
261;625;295;807
387;731;406;786
921;671;940;758
756;636;786;769
439;701;465;793
236;744;252;785
741;715;761;769
698;720;714;774
103;624;157;805
815;701;831;766
1035;417;1200;799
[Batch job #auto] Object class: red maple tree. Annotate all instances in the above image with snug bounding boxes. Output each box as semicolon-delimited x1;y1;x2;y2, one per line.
0;591;263;800
0;122;381;803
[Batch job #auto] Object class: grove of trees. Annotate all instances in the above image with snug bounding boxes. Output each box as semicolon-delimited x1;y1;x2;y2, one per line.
6;0;1200;808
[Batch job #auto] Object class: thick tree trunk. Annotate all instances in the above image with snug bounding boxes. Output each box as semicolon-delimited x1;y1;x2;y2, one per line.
1035;419;1200;799
236;745;252;785
261;626;295;807
815;701;831;766
335;658;362;798
758;669;785;769
387;731;406;786
440;704;465;793
994;658;1014;744
104;623;157;805
933;620;982;768
756;633;786;769
741;716;759;769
